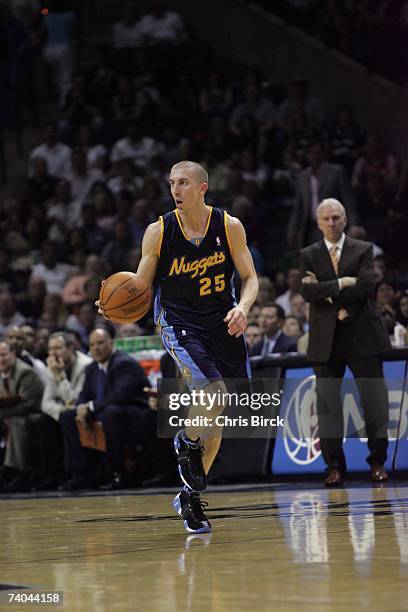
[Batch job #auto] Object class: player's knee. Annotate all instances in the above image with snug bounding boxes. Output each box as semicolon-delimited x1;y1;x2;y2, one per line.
202;380;228;417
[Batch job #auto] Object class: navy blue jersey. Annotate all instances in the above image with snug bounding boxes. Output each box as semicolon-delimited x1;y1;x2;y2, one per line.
154;206;236;327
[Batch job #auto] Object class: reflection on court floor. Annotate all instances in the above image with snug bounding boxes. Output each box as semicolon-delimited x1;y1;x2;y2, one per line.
1;483;407;611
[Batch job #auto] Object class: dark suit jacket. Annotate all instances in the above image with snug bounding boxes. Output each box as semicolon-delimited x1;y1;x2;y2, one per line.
299;236;390;362
250;332;298;357
77;350;150;416
288;162;357;248
0;358;44;419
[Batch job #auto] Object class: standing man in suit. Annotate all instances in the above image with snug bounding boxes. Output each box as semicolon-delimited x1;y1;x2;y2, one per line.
250;303;297;357
59;328;151;491
288;141;357;249
299;198;390;486
0;341;44;492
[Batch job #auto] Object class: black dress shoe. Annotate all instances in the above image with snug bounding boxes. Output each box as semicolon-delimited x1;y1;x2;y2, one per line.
32;477;61;491
324;468;343;487
59;474;89;491
6;472;32;492
371;463;388;482
99;472;126;491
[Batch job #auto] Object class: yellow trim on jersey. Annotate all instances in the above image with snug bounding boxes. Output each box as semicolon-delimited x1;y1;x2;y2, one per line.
174;206;213;243
161;326;183;369
202;205;213;238
224;211;232;252
157;216;164;257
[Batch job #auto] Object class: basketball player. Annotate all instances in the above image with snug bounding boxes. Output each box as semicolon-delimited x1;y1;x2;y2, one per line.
98;161;258;533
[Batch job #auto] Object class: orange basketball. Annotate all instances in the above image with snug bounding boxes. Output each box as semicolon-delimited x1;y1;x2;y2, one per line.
99;272;151;323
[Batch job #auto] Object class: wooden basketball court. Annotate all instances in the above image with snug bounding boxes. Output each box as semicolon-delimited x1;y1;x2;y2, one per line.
1;481;407;611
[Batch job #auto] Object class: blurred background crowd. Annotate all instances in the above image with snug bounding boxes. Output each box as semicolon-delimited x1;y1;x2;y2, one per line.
0;0;407;492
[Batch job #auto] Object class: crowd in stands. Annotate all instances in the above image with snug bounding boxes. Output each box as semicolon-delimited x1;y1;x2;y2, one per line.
255;0;407;81
1;0;408;491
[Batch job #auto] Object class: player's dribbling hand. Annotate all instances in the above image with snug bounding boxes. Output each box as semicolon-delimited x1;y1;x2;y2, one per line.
95;280;111;320
224;306;247;338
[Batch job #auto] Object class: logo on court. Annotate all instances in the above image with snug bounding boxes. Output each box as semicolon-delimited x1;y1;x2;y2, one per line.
283;376;321;465
181;366;193;386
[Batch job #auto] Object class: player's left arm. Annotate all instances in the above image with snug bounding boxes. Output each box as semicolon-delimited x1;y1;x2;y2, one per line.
224;215;259;337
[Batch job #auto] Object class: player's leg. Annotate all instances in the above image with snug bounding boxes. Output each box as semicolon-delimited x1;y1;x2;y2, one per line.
174;378;229;492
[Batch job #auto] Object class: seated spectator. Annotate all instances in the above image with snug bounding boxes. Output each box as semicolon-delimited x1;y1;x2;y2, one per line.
59;328;151;491
110;122;163;172
278;76;326;131
20;324;37;356
66;301;106;351
230;82;276;136
327;105;365;176
239;148;270;190
112;75;156;126
256;276;276;306
108;160;143;197
289;292;309;332
281;110;317;167
270;140;302;207
352;133;398;192
0;341;44;492
375;282;397;316
40;293;68;330
250;303;297;356
33;327;50;362
0;290;26;337
115;323;143;338
396;292;408;327
28;124;71;178
138;2;187;46
247;304;261;326
276;267;301;315
347;225;384;259
76;125;108;173
60;74;104;138
112;1;142;49
29;332;92;490
100;220;134;273
45;179;76;239
63;147;104;214
6;326;48;383
79;204;111;256
62;254;106;306
244;323;261;352
30;240;74;294
198;69;233;117
6;232;34;295
88;183;116;231
83;275;104;304
23;157;57;206
283;315;304;339
0;248;18;294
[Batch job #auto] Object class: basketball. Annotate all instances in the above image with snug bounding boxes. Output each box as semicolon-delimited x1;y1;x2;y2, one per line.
99;272;151;323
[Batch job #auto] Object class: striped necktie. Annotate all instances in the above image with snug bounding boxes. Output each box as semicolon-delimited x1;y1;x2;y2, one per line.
330;246;348;321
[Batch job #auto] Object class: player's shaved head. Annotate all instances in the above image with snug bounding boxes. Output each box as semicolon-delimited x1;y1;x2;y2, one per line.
171;161;208;185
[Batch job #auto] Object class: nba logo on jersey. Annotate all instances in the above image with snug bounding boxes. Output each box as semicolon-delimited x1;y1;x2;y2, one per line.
216;236;221;246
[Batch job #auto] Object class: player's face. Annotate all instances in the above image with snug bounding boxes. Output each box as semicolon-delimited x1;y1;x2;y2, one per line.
317;205;347;243
169;169;206;212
